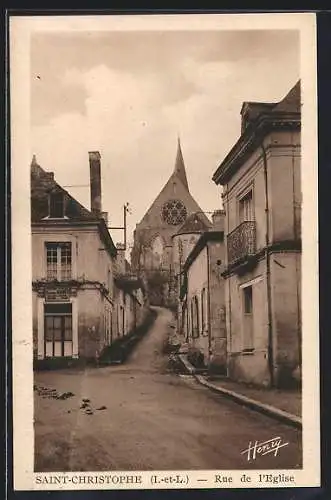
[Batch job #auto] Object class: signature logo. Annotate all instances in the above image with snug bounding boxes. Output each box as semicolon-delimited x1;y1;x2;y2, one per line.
241;436;289;462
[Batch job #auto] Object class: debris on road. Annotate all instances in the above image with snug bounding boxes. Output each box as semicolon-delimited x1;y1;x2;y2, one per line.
34;385;75;400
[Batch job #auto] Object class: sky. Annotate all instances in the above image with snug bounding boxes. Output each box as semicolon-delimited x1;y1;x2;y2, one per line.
30;29;300;253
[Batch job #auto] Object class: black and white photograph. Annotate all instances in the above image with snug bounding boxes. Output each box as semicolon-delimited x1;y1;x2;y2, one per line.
10;12;319;490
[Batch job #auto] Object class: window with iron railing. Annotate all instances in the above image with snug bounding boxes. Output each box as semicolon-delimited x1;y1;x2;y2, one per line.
227;221;256;266
46;242;72;281
226;189;256;267
239;189;254;223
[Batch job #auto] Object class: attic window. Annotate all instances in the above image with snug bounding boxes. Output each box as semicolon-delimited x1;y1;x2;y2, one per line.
49;191;65;218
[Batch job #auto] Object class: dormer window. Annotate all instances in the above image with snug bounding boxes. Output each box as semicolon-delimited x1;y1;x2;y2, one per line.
49;191;65;218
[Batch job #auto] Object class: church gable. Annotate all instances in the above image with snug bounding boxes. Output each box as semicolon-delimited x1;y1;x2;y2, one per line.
136;139;201;234
136;174;206;241
131;140;209;279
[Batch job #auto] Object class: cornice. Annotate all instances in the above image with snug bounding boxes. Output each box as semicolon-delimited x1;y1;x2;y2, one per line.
212;113;301;186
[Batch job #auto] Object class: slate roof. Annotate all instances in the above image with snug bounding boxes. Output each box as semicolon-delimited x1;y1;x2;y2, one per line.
272;80;301;113
172;137;189;190
240;80;301;130
175;211;212;236
213;80;301;185
31;157;97;223
30;156;117;256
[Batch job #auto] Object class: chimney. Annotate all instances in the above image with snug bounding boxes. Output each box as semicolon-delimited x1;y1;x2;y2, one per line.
212;210;225;231
101;211;108;226
89;151;102;216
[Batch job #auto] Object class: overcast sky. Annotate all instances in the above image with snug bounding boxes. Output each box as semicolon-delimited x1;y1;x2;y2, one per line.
30;29;299;251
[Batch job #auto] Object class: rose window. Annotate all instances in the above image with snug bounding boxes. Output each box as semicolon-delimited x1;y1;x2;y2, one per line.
161;199;187;225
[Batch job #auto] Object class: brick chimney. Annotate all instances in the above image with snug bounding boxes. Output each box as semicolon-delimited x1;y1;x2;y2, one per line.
89;151;102;216
212;209;225;231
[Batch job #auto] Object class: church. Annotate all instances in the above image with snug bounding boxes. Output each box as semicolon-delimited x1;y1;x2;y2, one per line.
131;139;212;306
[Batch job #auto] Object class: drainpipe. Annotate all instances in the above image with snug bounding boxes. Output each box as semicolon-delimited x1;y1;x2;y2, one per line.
261;141;274;388
291;136;302;378
226;196;232;371
206;244;212;363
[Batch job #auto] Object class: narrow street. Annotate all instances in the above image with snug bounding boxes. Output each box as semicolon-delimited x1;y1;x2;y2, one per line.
34;307;302;472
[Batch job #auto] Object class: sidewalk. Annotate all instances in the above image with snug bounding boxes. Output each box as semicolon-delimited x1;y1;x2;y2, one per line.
205;376;301;417
178;354;302;429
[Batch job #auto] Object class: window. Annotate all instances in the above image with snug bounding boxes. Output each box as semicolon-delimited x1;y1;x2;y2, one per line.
191;296;199;339
46;242;72;281
104;307;112;345
161;199;187;225
151;235;164;256
243;286;253;313
151;235;164;268
201;288;206;333
242;286;254;351
190;301;194;338
239;189;254;223
49;191;65;218
44;302;72;357
121;306;125;336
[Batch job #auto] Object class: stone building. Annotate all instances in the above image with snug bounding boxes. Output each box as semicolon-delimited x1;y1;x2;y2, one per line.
130;139;211;306
31;152;146;362
171;212;212;333
212;80;301;388
114;245;147;338
179;221;226;372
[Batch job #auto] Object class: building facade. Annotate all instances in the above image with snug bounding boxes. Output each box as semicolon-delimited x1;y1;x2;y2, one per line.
114;245;148;338
31;152;146;362
212;80;301;388
130;139;211;306
180;228;226;372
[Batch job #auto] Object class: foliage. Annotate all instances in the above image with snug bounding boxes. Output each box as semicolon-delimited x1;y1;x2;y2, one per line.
187;347;206;369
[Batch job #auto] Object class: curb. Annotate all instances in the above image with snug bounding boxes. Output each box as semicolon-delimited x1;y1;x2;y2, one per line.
178;354;196;374
177;355;302;430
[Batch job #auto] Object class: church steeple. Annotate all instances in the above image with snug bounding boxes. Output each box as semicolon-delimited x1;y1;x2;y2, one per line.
173;136;189;190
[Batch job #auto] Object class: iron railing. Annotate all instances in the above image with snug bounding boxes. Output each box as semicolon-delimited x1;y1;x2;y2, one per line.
227;221;256;266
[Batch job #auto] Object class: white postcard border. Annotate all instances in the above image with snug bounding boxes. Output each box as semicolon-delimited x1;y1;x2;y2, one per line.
9;12;319;490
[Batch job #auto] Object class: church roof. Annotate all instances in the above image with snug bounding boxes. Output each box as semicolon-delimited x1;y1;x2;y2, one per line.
175;211;212;236
172;137;189;190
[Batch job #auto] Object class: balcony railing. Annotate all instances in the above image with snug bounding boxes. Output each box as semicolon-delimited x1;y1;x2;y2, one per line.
227;221;256;267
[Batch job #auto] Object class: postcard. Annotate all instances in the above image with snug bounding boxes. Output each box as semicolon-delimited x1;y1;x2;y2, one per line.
9;12;319;490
